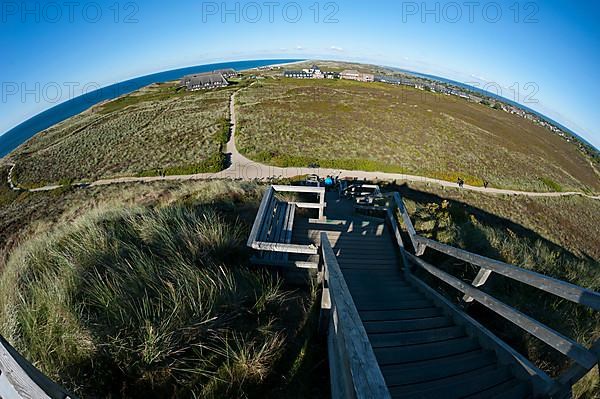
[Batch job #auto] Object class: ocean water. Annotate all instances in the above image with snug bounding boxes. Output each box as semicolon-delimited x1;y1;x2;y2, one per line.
0;59;301;158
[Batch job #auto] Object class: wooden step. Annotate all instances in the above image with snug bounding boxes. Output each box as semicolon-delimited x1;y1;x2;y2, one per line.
465;378;532;399
363;316;453;334
381;350;496;387
389;365;513;398
360;307;443;322
344;278;409;289
373;337;481;366
369;325;465;348
352;291;425;303
356;298;434;312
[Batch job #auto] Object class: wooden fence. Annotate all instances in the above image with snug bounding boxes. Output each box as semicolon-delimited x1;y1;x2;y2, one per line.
387;192;600;398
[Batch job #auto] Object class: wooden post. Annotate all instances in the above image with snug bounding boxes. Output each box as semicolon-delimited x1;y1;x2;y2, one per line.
463;269;494;303
319;190;326;221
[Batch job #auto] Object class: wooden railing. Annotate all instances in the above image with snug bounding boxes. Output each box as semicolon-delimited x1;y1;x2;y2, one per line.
318;233;391;399
387;192;600;397
0;335;74;398
247;185;326;255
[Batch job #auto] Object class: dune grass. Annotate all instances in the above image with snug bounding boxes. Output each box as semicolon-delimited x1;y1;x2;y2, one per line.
236;78;599;192
0;201;313;398
10;84;235;188
400;194;600;398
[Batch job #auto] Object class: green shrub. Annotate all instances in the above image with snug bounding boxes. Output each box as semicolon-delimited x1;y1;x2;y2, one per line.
540;177;563;192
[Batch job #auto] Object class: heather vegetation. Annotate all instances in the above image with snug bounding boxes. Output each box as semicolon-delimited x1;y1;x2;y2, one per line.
236;78;600;192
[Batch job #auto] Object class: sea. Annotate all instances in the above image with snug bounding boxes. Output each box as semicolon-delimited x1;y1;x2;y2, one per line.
1;59;596;157
0;59;301;158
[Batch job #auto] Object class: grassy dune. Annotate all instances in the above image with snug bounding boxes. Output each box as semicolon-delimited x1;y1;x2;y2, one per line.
237;78;600;192
10;83;235;188
0;179;327;398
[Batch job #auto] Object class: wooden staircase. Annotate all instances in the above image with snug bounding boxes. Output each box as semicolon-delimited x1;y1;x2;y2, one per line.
297;214;533;398
247;184;600;399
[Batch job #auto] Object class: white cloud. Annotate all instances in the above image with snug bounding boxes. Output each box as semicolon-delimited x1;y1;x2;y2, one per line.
295;45;305;50
330;45;344;52
470;74;488;82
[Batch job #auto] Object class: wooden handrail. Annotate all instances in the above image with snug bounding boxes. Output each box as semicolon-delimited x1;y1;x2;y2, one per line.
406;253;598;369
251;241;318;254
320;233;391;399
392;193;425;255
0;335;74;398
415;235;600;310
392;192;600;311
388;191;600;393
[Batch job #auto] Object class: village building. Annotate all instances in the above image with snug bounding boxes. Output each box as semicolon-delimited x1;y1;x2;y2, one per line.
284;70;313;79
340;70;360;81
341;70;375;82
213;68;237;78
180;72;229;90
283;64;338;79
306;64;324;79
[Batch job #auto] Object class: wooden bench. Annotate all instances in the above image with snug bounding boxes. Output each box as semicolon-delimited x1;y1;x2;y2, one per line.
247;185;325;267
252;198;296;265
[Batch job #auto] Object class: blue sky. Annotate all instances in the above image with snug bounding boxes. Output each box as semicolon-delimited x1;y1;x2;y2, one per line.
1;0;599;148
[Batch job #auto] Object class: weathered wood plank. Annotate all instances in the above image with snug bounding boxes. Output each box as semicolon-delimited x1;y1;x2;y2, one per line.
355;299;433;312
392;192;425;255
381;350;495;387
373;336;480;366
389;365;513;399
246;186;274;247
251;241;317;254
272;185;325;194
321;233;392;399
463;269;493;303
369;326;465;348
359;308;443;322
363;316;453;334
0;335;72;399
407;253;598;369
466;378;531;399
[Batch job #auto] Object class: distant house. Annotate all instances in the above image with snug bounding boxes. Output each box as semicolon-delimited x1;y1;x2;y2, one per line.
284;64;334;79
341;70;374;82
340;70;361;81
307;64;324;79
213;68;237;78
284;70;313;79
180;72;229;90
361;73;375;83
